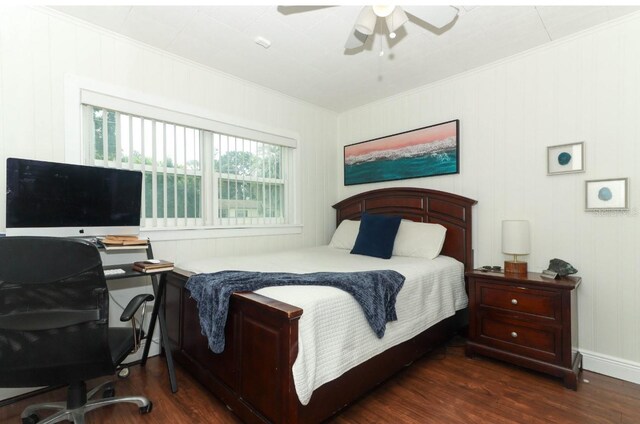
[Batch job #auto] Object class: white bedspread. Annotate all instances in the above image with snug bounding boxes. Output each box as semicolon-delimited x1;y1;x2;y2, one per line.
179;246;468;405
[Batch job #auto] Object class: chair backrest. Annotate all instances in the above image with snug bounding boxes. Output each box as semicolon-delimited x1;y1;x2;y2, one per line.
0;237;114;387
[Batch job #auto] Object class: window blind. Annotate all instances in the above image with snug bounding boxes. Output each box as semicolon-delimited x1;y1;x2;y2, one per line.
83;102;294;229
81;89;297;148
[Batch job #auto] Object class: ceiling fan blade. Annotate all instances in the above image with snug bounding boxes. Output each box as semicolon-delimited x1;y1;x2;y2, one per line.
403;6;459;29
276;6;334;15
345;26;368;49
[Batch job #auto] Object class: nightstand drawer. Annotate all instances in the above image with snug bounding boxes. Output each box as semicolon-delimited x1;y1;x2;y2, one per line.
479;316;560;362
478;282;560;320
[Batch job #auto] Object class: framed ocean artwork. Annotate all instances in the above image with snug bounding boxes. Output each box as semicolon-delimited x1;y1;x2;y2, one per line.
343;120;459;186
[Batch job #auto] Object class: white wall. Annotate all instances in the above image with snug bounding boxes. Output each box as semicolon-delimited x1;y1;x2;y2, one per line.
0;6;338;255
338;13;640;380
0;6;337;400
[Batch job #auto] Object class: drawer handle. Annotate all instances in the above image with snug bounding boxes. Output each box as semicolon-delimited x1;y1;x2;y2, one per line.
511;298;518;305
511;332;518;338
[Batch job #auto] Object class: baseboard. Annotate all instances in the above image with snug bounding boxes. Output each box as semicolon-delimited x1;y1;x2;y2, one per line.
581;349;640;385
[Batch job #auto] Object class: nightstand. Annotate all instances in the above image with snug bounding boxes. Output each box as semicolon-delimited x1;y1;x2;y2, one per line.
465;270;581;389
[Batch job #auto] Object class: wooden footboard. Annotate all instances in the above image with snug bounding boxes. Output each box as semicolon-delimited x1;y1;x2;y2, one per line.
166;270;460;424
166;270;303;424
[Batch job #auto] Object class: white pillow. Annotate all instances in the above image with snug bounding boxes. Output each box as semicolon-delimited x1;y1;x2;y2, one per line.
328;219;360;250
392;221;447;259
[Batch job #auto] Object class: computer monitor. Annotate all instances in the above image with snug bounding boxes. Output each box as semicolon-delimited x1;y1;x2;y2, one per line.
5;158;143;237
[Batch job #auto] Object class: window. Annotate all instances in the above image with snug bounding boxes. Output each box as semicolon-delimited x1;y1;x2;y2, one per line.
213;133;288;225
82;101;295;230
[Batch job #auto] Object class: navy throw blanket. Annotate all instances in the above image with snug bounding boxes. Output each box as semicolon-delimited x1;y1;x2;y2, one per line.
185;270;405;354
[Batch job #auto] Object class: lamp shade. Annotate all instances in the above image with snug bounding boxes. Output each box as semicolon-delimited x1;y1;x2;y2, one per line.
385;7;408;33
502;220;530;255
355;6;377;35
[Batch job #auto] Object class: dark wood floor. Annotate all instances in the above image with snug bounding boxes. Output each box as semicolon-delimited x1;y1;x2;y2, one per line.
2;339;640;423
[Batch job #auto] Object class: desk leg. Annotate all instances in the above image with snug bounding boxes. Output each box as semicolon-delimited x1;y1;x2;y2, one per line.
140;277;159;366
141;273;178;393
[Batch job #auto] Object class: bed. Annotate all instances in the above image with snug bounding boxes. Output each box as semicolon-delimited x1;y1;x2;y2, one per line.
165;187;477;424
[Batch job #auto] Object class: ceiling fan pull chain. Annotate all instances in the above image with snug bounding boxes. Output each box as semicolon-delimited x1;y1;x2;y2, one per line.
389;12;396;39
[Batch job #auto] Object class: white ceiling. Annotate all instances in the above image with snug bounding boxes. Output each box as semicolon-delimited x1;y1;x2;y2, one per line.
51;5;639;112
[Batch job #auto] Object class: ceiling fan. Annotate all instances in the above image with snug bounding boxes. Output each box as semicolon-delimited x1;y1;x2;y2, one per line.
277;5;459;51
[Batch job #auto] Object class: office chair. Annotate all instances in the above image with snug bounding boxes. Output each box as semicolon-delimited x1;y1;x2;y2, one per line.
0;237;154;424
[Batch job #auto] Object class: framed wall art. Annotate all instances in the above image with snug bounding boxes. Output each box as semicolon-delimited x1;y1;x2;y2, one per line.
343;120;459;186
585;178;628;210
547;142;585;175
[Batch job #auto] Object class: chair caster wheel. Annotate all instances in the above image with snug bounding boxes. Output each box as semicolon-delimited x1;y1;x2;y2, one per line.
117;367;130;379
22;414;39;424
139;402;153;414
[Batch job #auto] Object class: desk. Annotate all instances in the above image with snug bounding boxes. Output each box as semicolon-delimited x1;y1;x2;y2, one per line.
103;263;178;393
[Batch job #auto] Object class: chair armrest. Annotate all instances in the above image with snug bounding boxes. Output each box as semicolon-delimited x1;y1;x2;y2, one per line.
120;294;155;322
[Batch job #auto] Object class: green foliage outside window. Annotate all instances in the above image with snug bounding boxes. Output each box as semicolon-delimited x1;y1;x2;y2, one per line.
91;106;285;223
145;173;201;219
92;109;116;161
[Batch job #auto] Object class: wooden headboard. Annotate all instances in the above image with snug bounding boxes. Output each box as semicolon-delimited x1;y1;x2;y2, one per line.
332;187;477;272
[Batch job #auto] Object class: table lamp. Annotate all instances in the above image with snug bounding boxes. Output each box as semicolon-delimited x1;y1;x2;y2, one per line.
502;220;530;275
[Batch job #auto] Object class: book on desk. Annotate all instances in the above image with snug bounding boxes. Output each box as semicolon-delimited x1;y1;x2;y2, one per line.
99;235;149;250
132;259;174;273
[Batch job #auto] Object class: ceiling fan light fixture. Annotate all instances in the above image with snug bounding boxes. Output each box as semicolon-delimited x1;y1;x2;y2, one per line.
372;5;395;18
385;6;407;36
355;6;377;35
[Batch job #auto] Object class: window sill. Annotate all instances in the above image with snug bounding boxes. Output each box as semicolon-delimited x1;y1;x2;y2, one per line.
140;225;303;242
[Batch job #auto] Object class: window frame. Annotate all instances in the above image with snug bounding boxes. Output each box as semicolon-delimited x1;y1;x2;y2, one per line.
64;76;302;241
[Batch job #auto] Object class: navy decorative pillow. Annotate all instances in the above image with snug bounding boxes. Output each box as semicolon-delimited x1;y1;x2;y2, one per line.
350;213;402;259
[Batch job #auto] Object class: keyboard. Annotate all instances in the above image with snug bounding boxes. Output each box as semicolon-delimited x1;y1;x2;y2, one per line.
104;268;126;276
